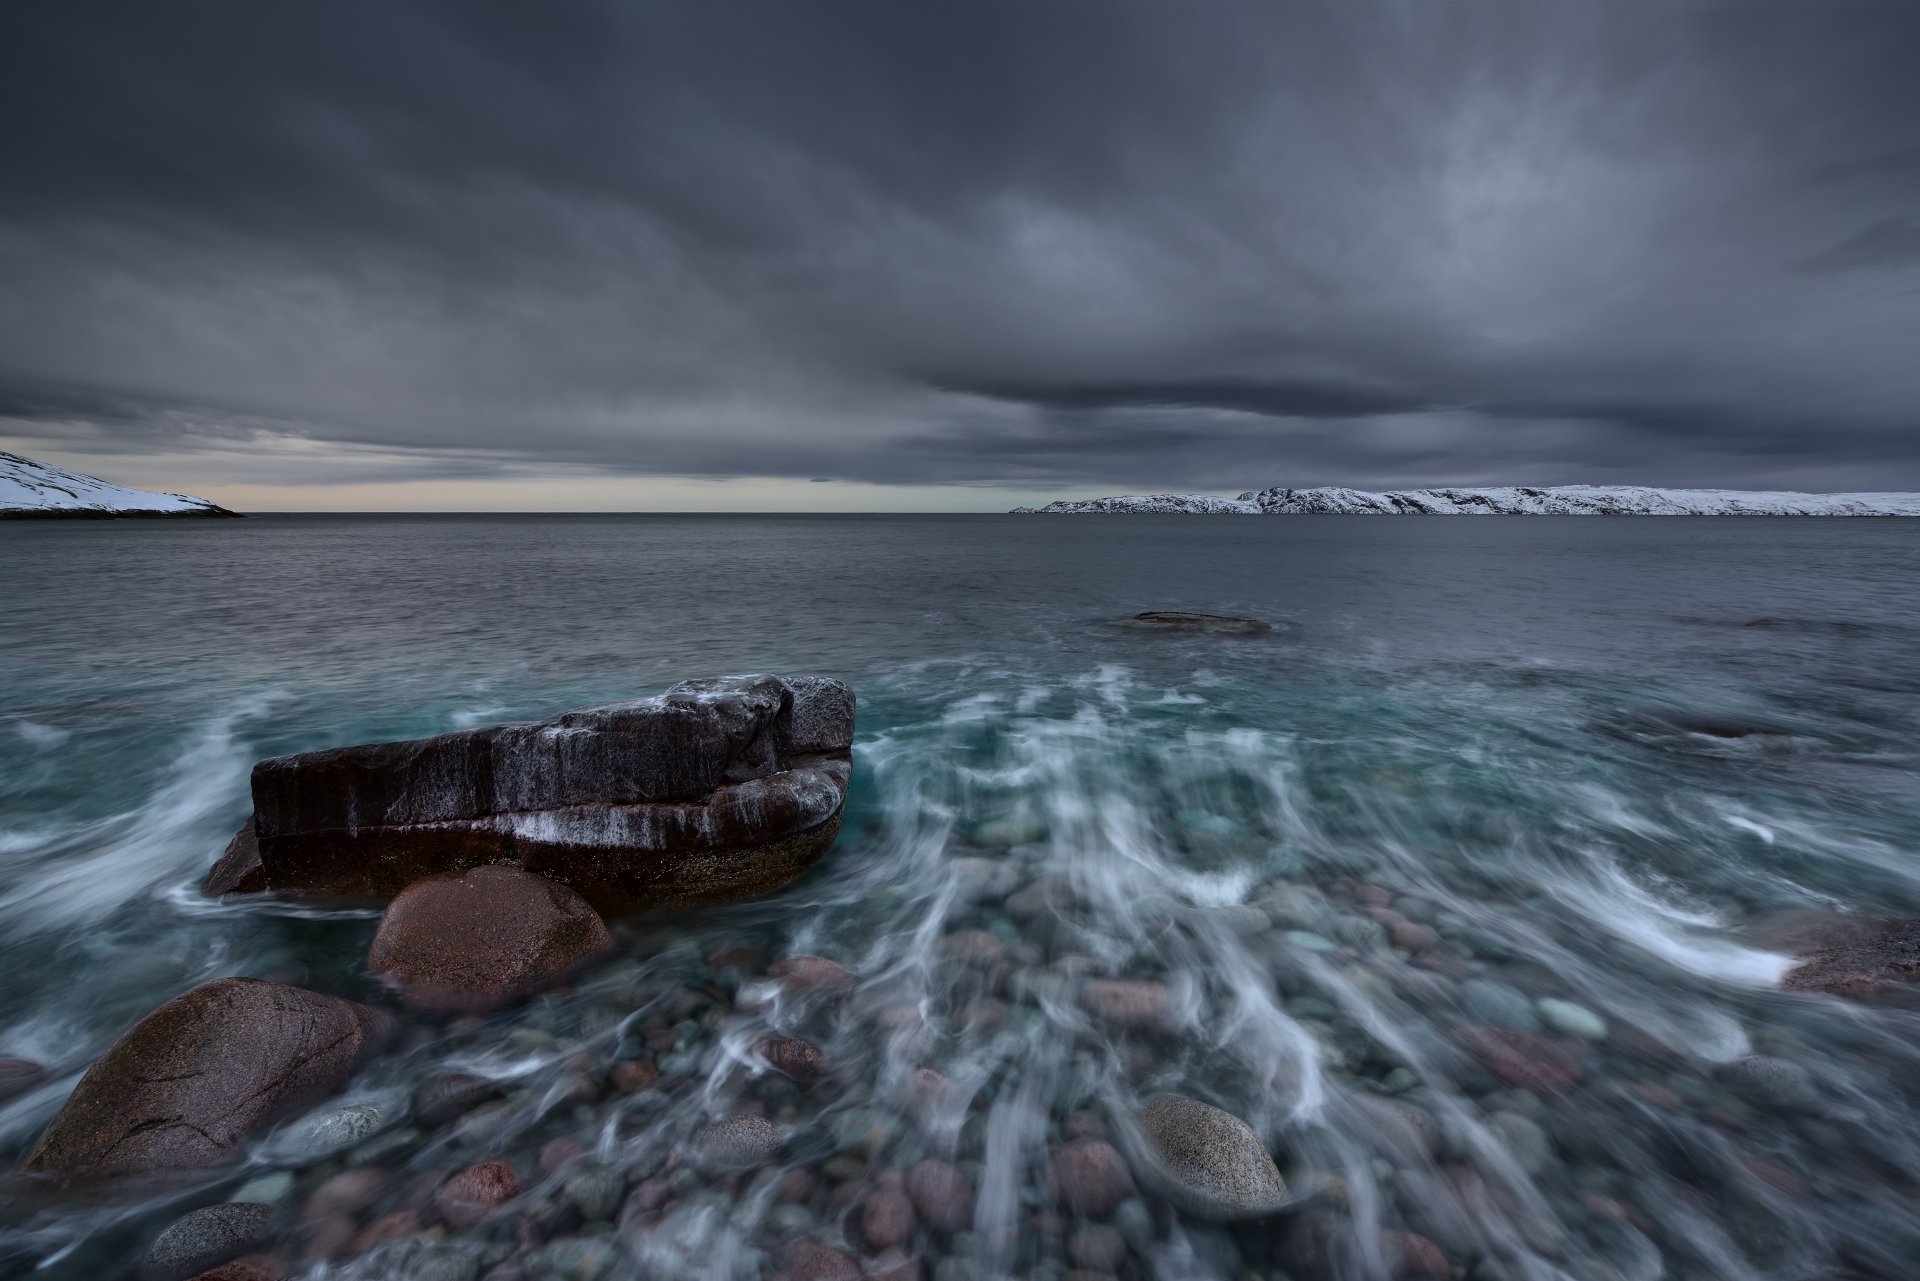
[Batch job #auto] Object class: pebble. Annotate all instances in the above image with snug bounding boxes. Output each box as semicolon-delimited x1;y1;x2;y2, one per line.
948;857;1020;903
1284;931;1337;953
1536;998;1608;1041
1723;1055;1816;1107
1112;1198;1155;1251
862;1184;918;1249
301;1168;387;1223
231;1171;296;1207
1215;904;1272;936
267;1101;386;1163
1458;1026;1583;1093
412;1073;504;1127
609;1059;661;1093
524;1236;619;1281
1079;979;1171;1030
764;1037;826;1080
144;1203;274;1281
1067;1224;1127;1269
1052;1139;1135;1215
563;1165;625;1221
183;1257;287;1281
435;1161;522;1229
1486;1110;1551;1175
1131;1095;1290;1220
767;955;856;995
780;1242;862;1281
693;1113;782;1171
1461;979;1545;1034
941;930;1007;966
973;812;1048;847
906;1158;975;1233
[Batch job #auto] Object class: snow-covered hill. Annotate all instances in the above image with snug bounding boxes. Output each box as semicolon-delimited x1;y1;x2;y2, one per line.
0;451;238;519
1014;484;1920;516
1009;493;1261;514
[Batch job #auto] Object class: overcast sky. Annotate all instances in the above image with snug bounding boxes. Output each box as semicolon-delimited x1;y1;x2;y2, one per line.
3;1;1918;510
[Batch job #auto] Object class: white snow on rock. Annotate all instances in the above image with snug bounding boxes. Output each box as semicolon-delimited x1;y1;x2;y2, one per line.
0;451;235;517
1014;484;1920;517
1008;493;1261;515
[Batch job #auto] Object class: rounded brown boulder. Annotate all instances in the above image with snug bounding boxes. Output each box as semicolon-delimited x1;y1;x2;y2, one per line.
23;978;388;1180
367;865;612;1012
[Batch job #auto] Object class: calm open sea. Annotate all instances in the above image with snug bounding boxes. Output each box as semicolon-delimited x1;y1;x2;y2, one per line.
3;514;1920;1279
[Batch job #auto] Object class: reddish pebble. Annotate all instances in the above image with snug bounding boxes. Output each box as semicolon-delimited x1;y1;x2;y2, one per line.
940;930;1006;965
765;1037;826;1080
1392;921;1440;952
1384;1231;1450;1279
1053;1139;1134;1215
769;956;855;994
905;1157;975;1233
1458;1026;1583;1092
1633;1081;1684;1110
187;1256;287;1281
435;1161;521;1228
1079;978;1171;1030
862;1185;918;1250
781;1242;861;1281
301;1167;386;1223
347;1211;418;1255
611;1059;661;1093
539;1137;585;1173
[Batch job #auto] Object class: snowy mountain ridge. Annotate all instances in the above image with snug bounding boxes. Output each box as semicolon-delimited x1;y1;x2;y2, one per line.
1013;484;1920;516
0;451;238;519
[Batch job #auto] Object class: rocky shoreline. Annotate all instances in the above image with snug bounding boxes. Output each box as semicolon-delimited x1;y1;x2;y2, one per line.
7;670;1917;1281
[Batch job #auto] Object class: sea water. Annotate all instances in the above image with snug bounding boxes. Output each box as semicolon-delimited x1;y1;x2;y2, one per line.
2;513;1919;1279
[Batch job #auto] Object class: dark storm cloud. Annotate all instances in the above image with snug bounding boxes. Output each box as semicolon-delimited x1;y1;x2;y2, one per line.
2;0;1918;495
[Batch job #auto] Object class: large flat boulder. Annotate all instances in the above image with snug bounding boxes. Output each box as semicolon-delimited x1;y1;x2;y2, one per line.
23;978;388;1180
206;674;853;908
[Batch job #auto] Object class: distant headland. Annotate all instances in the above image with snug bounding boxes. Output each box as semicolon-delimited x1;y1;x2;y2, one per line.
0;451;240;519
1012;485;1920;516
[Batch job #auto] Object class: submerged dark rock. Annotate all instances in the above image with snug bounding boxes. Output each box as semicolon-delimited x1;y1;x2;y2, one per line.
144;1203;275;1281
1783;918;1920;997
1122;611;1274;634
367;865;612;1011
205;674;854;909
23;978;388;1179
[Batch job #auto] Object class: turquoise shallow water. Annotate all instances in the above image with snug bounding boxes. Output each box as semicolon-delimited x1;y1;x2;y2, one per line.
2;514;1919;1279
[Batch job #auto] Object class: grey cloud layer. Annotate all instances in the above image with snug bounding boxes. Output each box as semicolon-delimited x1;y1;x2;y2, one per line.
2;0;1917;491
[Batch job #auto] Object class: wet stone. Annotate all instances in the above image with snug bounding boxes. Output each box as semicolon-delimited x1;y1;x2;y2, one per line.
906;1157;976;1233
764;1037;826;1080
1080;979;1172;1030
1053;1139;1135;1215
694;1112;782;1171
232;1171;296;1207
413;1073;505;1127
1536;998;1608;1041
563;1165;625;1221
862;1185;918;1250
1461;979;1545;1034
781;1242;862;1281
1067;1224;1127;1269
1458;1027;1583;1093
145;1203;275;1281
435;1161;522;1229
1130;1095;1290;1221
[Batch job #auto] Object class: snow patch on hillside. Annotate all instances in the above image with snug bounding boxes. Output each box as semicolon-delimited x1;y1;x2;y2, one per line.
1;452;233;517
1014;484;1920;516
